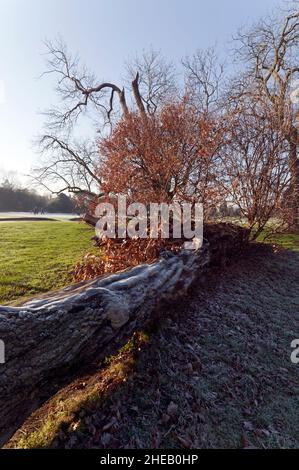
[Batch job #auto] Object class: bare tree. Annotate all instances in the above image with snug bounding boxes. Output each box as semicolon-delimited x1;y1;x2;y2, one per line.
221;93;290;239
41;38;129;132
126;48;177;114
234;7;299;229
182;47;225;114
34;40;178;195
33;136;101;197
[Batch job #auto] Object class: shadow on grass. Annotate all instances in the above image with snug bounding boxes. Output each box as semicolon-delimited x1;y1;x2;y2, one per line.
5;331;151;449
5;244;299;449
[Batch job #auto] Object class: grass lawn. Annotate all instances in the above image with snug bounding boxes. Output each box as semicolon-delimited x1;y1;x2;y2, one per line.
2;220;299;448
0;221;95;305
7;242;299;449
0;219;298;306
257;231;299;251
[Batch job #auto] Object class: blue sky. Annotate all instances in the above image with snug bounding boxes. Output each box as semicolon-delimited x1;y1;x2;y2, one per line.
0;0;279;184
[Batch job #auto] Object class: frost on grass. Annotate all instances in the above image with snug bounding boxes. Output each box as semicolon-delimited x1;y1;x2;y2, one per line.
7;243;299;449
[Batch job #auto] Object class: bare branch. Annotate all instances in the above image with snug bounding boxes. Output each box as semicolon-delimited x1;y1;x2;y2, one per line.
126;48;177;114
42;38;129;131
182;47;225;113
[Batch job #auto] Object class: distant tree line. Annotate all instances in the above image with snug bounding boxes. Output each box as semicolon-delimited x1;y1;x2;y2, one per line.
0;180;80;213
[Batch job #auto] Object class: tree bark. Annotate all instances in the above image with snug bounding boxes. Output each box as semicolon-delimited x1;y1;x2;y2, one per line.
288;126;299;231
0;224;248;446
132;73;147;116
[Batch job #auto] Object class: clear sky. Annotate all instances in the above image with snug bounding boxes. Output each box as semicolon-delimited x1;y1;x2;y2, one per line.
0;0;280;185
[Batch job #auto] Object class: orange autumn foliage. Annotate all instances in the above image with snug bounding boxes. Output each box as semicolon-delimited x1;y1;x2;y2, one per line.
98;100;223;207
74;100;225;282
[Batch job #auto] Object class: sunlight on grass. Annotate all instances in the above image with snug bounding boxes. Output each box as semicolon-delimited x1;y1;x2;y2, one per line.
257;231;299;252
0;221;95;304
8;332;149;449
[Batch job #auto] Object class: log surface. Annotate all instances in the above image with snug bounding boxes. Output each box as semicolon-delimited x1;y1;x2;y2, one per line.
0;223;248;446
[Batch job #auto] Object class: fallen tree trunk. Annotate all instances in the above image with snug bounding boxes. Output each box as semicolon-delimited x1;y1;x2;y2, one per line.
0;224;248;446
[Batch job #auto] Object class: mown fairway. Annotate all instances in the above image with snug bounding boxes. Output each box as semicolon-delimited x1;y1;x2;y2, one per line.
0;221;94;304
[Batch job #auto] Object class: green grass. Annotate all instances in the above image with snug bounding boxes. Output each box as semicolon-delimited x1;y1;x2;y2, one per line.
216;216;299;251
257;231;299;251
8;245;299;449
8;331;150;449
0;221;95;304
0;218;297;306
